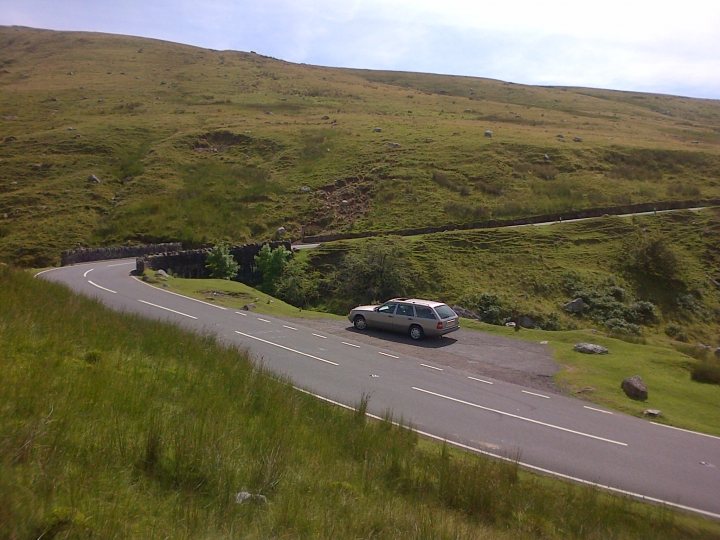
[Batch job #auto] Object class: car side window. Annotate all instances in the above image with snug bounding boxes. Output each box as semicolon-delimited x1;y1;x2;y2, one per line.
415;306;436;319
396;304;415;316
377;303;397;314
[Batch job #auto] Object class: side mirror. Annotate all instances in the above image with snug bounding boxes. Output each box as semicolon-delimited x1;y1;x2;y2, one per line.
374;306;380;312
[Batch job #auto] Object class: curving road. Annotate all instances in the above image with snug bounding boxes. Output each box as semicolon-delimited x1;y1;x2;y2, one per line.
38;260;720;520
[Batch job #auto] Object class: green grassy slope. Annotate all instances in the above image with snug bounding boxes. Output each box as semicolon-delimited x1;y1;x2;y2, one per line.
4;266;720;538
1;26;719;265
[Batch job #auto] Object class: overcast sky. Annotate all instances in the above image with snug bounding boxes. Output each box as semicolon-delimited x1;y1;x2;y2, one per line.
2;0;719;99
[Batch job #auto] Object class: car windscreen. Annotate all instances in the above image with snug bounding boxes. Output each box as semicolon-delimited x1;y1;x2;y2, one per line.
434;305;456;319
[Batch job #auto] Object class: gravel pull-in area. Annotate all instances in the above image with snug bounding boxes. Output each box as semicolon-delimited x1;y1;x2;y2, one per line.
290;318;560;393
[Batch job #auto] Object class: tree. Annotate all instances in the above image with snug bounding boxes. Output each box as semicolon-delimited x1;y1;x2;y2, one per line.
205;243;239;280
254;244;292;293
627;233;680;281
336;237;415;305
275;257;318;307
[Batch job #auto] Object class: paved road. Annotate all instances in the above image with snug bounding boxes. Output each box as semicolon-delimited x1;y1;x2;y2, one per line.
39;260;720;520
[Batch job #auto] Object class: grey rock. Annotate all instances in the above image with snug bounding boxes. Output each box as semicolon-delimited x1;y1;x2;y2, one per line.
621;375;648;401
88;174;101;183
387;142;401;148
276;226;286;236
235;491;268;505
242;303;256;311
643;409;662;417
573;343;609;354
517;315;536;329
299;185;311;193
451;305;479;319
155;269;170;279
373;127;382;132
564;298;588;314
484;129;493;138
573;136;583;142
321;115;330;120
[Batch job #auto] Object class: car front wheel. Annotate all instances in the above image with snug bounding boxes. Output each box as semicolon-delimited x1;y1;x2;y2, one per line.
353;315;367;331
409;324;424;341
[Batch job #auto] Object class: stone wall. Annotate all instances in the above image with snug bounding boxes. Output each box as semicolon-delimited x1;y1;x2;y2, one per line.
302;198;720;243
138;241;292;284
61;243;182;266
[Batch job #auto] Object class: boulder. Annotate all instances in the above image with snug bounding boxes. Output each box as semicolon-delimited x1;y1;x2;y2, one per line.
573;343;608;354
621;375;648;401
242;303;256;311
373;127;382;132
517;315;536;329
87;174;101;183
564;298;588;314
484;130;493;138
451;305;479;319
643;409;662;417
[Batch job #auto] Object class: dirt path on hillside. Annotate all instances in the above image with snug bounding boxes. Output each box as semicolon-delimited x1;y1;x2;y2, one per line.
289;318;560;393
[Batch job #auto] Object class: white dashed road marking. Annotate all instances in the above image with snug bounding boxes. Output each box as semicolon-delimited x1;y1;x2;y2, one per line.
420;363;443;371
88;280;117;294
234;331;339;366
584;406;613;415
522;390;550;399
235;311;248;317
312;333;327;339
341;342;360;348
468;376;493;385
138;300;197;319
257;318;271;323
378;352;399;359
412;386;627;446
283;325;297;330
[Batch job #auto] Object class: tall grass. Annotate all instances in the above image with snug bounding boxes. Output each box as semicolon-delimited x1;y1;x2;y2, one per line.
1;266;719;538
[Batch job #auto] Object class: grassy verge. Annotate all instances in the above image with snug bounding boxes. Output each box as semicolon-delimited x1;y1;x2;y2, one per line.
3;266;720;538
461;319;720;436
141;272;343;320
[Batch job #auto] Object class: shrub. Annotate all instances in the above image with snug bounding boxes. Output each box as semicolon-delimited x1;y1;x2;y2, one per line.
664;324;688;342
457;292;512;325
628;301;659;324
691;360;720;385
625;233;680;281
254;244;292;293
605;318;642;336
205;243;239;280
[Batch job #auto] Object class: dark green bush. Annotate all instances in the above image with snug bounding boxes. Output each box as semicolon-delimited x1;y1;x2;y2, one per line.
691;361;720;385
605;318;642;336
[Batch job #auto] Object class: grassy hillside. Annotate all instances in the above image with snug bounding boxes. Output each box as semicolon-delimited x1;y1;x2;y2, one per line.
4;266;720;538
1;26;719;265
305;209;720;344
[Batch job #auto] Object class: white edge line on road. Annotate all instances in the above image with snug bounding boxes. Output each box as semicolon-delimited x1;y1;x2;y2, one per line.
283;324;298;330
257;318;271;323
412;386;627;447
83;268;94;278
33;268;57;277
312;333;328;339
132;276;228;310
468;376;493;385
87;280;117;294
235;331;338;366
341;341;360;348
106;262;135;267
584;406;613;415
522;390;550;399
650;422;720;441
235;311;248;317
378;352;399;359
291;386;720;521
420;363;444;371
138;300;197;319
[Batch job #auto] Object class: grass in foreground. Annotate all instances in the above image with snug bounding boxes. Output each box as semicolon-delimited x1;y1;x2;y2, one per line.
2;266;720;538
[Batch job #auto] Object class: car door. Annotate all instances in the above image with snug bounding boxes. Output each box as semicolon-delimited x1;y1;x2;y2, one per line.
393;303;416;332
370;302;397;330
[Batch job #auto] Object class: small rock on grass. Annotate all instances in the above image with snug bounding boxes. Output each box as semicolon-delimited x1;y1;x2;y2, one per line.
573;343;608;354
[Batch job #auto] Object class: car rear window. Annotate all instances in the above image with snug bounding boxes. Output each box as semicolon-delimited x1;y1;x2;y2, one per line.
434;305;456;319
415;305;436;319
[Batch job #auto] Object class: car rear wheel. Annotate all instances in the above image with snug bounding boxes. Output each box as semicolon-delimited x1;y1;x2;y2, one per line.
409;324;424;341
353;315;367;331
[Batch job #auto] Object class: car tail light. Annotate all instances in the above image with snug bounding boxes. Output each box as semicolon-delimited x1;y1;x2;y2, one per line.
437;321;443;329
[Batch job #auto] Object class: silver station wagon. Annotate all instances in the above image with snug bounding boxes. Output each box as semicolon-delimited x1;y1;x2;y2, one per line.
348;298;459;340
